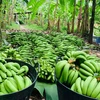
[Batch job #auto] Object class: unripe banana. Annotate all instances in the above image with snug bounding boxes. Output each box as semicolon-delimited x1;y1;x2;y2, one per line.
0;70;7;79
55;60;68;79
6;69;12;77
91;82;100;98
0;62;7;72
75;77;82;94
71;83;76;91
79;68;93;76
8;77;18;89
24;76;32;88
67;69;76;86
4;80;18;93
86;77;97;96
0;76;2;83
4;63;13;69
14;75;24;90
84;61;96;73
72;51;87;58
0;92;4;95
0;82;8;94
10;62;20;69
11;67;19;73
80;63;94;74
17;65;29;75
60;63;70;83
78;72;87;80
81;80;84;93
90;61;100;72
96;92;100;99
82;76;93;95
70;70;78;85
10;70;16;76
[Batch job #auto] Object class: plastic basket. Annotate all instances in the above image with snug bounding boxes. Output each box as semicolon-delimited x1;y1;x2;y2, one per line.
57;80;97;100
0;59;38;100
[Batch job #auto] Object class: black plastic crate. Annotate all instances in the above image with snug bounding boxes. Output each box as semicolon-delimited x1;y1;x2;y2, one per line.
57;81;97;100
0;59;38;100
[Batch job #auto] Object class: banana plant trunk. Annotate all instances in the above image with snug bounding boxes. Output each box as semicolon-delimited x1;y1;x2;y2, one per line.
77;0;82;33
71;0;76;33
88;0;96;44
82;0;89;38
57;17;60;32
0;0;2;47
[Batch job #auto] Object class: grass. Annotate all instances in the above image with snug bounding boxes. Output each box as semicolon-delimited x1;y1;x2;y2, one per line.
24;24;45;31
6;22;20;30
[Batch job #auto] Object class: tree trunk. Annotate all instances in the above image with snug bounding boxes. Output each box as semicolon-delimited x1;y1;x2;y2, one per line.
77;0;82;33
47;14;50;30
71;0;76;33
82;0;89;38
0;0;2;47
67;22;71;34
88;0;96;44
57;18;60;32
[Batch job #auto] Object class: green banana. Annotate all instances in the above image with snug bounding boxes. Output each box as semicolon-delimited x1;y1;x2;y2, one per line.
70;70;78;85
0;62;7;72
0;92;4;95
0;76;2;83
17;65;29;75
71;83;76;91
0;70;7;79
67;69;76;86
91;82;100;98
0;82;8;94
82;76;93;95
80;63;94;74
72;51;87;58
11;67;19;73
55;60;68;79
10;70;16;76
4;63;13;69
14;75;24;90
4;79;18;93
84;61;96;73
81;80;84;93
6;69;12;77
76;55;87;61
24;76;32;88
75;77;82;94
10;62;20;69
79;68;93;76
60;63;70;83
8;77;17;89
90;61;100;72
96;92;100;99
86;77;97;96
78;72;87;80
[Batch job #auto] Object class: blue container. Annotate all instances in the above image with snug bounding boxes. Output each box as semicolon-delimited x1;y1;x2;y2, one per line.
96;37;100;44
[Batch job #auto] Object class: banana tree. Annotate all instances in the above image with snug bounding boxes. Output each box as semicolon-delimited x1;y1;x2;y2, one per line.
0;0;2;46
88;0;96;43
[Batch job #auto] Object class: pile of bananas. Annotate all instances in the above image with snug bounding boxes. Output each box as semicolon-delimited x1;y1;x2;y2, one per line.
55;50;100;99
0;61;32;95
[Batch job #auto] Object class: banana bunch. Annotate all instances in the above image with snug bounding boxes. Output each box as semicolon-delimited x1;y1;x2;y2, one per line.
0;61;32;95
79;60;100;80
71;76;100;99
37;58;55;83
55;60;70;83
0;75;32;95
